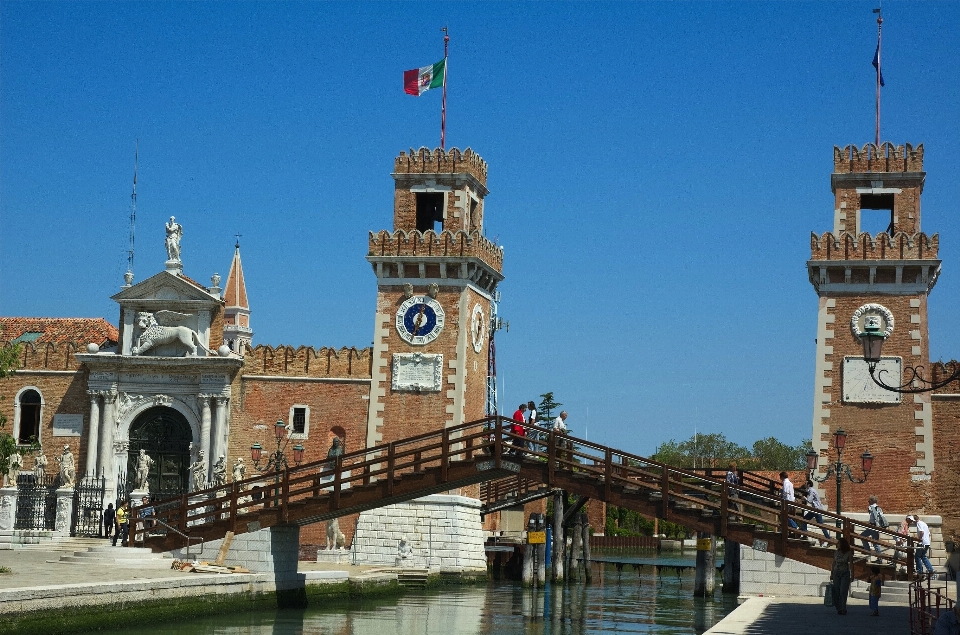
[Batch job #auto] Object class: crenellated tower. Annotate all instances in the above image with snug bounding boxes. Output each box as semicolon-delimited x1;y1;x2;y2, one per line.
365;147;503;448
808;142;940;513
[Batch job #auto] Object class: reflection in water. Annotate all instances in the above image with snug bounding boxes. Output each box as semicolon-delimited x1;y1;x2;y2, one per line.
98;560;737;635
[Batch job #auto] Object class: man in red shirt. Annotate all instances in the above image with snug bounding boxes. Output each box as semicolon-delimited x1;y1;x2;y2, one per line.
511;404;527;456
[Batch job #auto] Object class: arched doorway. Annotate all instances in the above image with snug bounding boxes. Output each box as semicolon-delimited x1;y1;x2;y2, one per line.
125;406;192;500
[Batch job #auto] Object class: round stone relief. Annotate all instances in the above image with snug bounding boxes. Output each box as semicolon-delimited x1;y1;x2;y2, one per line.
850;303;895;339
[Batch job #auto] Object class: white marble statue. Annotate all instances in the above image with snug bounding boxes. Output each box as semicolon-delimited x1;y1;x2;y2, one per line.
397;536;414;563
165;216;182;262
5;451;22;486
212;455;227;488
56;445;75;488
32;451;47;481
232;457;245;483
132;311;210;357
134;449;154;491
326;518;346;550
189;450;207;491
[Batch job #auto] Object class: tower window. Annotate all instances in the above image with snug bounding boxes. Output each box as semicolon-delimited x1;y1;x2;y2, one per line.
859;193;895;235
288;405;310;438
416;192;445;232
17;389;42;445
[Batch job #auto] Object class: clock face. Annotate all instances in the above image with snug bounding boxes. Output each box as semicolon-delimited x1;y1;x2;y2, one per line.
396;296;445;345
471;304;486;353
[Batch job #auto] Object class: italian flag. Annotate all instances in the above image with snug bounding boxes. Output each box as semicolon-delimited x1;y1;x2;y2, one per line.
404;59;446;96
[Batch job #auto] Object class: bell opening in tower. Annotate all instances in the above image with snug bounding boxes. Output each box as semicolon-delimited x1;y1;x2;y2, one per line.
859;193;895;235
416;192;445;232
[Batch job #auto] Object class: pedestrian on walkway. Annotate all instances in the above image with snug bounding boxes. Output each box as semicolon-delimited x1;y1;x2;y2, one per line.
779;472;799;531
859;495;887;561
867;566;883;616
112;501;129;547
908;515;936;575
510;404;527;457
725;462;741;520
526;401;539;452
102;503;115;539
831;537;854;615
799;480;831;545
552;411;569;464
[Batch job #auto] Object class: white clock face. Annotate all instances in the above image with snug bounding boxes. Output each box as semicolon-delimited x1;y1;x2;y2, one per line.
396;296;445;345
471;304;486;353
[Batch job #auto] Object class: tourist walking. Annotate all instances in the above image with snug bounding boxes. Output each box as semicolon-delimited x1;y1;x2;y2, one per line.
779;472;799;530
526;401;539;451
102;503;115;539
908;515;936;576
859;495;887;561
831;537;854;614
510;404;527;457
112;501;129;547
867;566;883;616
725;462;741;520
894;516;911;564
800;480;831;545
552;411;569;464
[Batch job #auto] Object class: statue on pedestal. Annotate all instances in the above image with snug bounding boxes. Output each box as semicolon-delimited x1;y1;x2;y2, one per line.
165;216;182;262
232;457;245;483
327;436;344;459
397;536;414;566
326;518;346;550
134;449;154;491
189;450;207;492
56;445;75;489
212;455;227;488
32;451;47;481
5;451;22;487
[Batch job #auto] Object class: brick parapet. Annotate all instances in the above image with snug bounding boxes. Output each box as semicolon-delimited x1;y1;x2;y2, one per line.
833;142;924;173
240;345;372;379
810;231;938;261
4;341;85;372
368;229;504;274
394;147;487;186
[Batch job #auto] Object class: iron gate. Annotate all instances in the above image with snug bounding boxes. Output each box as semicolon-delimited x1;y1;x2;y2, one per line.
71;476;105;537
14;473;56;530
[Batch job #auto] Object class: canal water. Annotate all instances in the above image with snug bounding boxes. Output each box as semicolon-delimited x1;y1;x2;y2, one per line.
103;552;738;635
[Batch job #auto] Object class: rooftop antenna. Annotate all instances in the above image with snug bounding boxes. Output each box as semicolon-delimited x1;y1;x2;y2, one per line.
872;5;884;146
124;140;138;286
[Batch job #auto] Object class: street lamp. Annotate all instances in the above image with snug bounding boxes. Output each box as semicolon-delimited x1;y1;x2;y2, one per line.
251;418;305;473
805;428;874;528
858;317;960;393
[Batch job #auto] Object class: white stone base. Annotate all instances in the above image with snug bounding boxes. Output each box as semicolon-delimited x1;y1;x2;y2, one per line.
351;494;486;571
740;547;830;598
164;525;300;578
316;549;348;564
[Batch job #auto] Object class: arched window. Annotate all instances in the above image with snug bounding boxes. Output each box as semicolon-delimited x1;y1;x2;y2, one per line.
17;389;42;445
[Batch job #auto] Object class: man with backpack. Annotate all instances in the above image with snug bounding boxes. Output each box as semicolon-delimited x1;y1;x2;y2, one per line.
859;495;887;562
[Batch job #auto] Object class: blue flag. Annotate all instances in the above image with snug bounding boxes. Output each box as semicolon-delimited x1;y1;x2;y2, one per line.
873;44;885;87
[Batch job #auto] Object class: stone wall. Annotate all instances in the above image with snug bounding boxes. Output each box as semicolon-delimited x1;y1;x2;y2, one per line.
166;524;300;578
351;494;486;571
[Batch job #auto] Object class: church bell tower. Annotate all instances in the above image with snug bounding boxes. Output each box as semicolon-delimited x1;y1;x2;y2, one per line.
365;147;504;447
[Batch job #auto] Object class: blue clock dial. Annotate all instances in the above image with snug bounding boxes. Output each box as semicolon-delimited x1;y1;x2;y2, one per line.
403;303;437;337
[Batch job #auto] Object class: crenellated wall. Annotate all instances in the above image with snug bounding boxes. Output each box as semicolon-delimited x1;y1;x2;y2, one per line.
12;341;85;371
241;344;372;379
368;228;503;274
833;142;924;173
809;231;939;261
394;147;488;185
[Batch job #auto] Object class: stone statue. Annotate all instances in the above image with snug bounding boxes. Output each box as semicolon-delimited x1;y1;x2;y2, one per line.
326;518;346;550
132;311;210;357
397;536;414;565
212;455;227;488
189;450;207;491
165;216;182;262
232;457;245;483
5;451;22;486
134;449;154;491
56;445;75;489
327;436;344;460
32;451;47;481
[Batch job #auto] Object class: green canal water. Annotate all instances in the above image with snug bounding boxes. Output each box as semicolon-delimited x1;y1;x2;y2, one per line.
97;553;738;635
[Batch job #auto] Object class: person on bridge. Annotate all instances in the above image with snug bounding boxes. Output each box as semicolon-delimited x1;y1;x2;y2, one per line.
907;515;936;576
725;462;741;521
799;480;831;546
779;472;799;531
859;495;887;562
511;404;527;457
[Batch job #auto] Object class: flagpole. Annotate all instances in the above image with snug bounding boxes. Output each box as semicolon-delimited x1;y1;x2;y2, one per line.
441;27;449;150
875;8;882;146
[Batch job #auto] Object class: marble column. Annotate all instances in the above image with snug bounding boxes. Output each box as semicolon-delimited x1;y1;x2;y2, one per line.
198;395;212;477
100;392;118;502
85;391;101;477
212;397;230;472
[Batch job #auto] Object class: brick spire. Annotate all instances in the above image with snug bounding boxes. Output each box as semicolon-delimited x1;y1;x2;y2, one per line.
222;241;252;353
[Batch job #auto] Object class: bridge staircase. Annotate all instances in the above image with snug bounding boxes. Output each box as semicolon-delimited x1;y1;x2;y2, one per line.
134;417;917;582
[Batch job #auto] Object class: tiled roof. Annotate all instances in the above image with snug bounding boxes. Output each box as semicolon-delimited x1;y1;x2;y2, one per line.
0;318;119;347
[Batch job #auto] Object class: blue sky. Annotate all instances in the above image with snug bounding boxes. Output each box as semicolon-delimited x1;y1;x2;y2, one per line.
2;2;958;456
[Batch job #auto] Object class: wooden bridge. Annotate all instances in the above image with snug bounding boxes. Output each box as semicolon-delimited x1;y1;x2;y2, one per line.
133;416;915;582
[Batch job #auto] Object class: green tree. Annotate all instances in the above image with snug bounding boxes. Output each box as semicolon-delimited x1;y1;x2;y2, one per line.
745;437;813;470
0;343;24;478
652;432;750;469
537;392;562;422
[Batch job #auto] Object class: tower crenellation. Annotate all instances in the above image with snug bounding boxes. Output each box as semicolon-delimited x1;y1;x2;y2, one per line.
394;147;488;184
833;142;924;174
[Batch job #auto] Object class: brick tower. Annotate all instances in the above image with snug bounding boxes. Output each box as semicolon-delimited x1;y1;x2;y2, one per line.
365;147;504;447
808;142;940;513
222;241;253;353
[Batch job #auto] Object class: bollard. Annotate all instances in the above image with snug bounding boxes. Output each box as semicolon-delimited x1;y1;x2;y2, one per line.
694;532;716;597
722;539;740;594
580;512;593;583
552;490;565;583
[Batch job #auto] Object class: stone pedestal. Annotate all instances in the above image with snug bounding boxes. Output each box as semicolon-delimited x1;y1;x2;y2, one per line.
0;487;18;548
351;494;486;571
54;487;75;537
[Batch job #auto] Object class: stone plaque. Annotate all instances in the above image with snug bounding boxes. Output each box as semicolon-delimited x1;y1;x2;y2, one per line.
391;353;443;392
842;357;902;404
53;414;83;437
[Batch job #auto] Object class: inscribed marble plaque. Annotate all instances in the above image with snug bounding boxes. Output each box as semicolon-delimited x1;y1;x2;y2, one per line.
842;357;902;404
53;414;83;437
391;353;443;392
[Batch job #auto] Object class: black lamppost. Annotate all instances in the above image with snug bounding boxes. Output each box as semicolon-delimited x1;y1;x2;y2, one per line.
251;419;305;506
859;318;960;393
805;428;874;528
